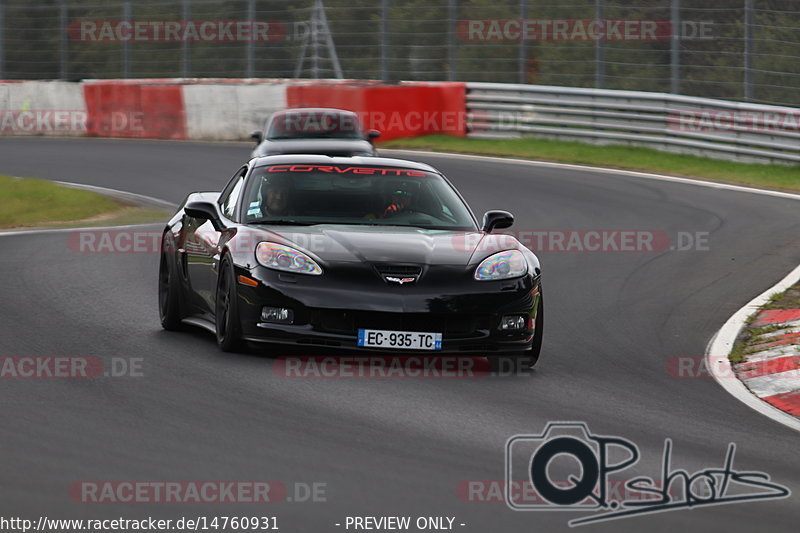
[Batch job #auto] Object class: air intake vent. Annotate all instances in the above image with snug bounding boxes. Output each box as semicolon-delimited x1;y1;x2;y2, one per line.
374;264;423;276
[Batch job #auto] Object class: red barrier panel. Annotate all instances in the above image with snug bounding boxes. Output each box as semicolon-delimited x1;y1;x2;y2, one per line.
286;82;466;141
83;82;187;139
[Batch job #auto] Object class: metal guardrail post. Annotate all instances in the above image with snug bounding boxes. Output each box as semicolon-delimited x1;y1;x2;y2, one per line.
380;0;389;83
595;0;605;89
0;1;4;80
311;0;320;78
447;0;457;82
182;0;190;78
122;0;131;78
59;0;68;80
518;0;527;85
246;0;255;77
744;0;754;101
670;0;680;94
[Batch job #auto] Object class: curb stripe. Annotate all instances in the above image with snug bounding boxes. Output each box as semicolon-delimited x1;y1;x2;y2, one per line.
743;346;800;363
741;371;800;398
735;356;800;380
752;309;800;327
762;391;800;416
748;332;800;351
759;324;800;339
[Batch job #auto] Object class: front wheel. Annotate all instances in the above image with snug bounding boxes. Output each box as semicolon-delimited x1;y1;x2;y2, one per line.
158;236;183;331
215;257;246;353
528;291;544;366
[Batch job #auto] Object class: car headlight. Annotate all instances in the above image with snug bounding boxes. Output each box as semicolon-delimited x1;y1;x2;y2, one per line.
474;250;527;281
255;242;322;275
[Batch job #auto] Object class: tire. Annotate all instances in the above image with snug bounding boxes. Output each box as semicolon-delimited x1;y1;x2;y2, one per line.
215;257;246;353
528;291;544;366
490;291;544;372
158;236;183;331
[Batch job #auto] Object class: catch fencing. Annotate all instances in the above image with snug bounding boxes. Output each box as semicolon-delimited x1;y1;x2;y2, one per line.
2;1;800;107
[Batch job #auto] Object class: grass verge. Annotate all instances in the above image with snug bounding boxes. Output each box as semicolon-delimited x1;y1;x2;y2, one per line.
0;175;170;230
382;135;800;193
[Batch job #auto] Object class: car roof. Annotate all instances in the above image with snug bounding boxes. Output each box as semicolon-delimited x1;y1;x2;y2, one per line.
270;107;358;117
251;155;439;174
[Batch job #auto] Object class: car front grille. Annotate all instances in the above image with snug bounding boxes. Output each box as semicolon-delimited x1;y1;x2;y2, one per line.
373;264;423;284
373;264;422;276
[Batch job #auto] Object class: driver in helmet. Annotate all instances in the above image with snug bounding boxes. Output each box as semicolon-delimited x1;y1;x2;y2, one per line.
258;175;292;217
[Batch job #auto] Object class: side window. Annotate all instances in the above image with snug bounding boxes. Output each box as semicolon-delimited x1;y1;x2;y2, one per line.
219;168;247;221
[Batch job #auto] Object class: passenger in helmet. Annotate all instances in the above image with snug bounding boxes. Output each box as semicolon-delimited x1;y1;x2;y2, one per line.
381;186;414;218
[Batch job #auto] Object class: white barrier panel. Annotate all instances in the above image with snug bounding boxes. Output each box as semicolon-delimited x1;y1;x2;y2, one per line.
182;82;288;140
0;81;87;136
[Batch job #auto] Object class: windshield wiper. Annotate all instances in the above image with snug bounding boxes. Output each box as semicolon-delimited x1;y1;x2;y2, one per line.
268;135;359;140
248;219;319;226
333;222;447;230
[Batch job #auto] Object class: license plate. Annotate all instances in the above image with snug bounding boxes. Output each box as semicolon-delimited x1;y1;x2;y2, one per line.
357;329;442;350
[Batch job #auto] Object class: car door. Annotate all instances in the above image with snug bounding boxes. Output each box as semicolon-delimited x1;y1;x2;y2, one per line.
184;166;248;317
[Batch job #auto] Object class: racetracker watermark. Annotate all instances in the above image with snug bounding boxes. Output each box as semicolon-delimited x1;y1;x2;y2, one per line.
0;110;143;135
69;230;710;255
458;19;672;42
69;20;286;42
670;109;800;133
276;109;465;135
505;422;790;526
71;482;285;504
458;19;713;42
0;356;142;378
668;355;800;380
274;356;493;378
458;479;666;504
452;230;709;253
69;230;164;254
68;230;331;255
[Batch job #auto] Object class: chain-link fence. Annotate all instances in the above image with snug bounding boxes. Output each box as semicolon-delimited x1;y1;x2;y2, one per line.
1;0;799;107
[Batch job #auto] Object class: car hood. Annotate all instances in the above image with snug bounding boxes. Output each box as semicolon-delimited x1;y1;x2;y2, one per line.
254;138;375;157
249;225;508;267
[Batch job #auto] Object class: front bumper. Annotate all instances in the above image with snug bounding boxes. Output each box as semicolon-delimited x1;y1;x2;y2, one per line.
234;264;540;355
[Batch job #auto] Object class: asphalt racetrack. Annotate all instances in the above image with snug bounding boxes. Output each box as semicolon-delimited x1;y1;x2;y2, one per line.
1;137;799;532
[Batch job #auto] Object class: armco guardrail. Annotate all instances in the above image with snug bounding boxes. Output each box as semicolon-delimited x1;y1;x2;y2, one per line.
466;83;800;165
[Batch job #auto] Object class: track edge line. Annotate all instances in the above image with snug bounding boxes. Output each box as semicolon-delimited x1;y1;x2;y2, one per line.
381;148;800;201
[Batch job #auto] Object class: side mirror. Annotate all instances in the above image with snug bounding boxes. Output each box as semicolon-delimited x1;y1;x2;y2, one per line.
250;131;263;144
367;130;381;143
184;201;224;231
482;210;514;232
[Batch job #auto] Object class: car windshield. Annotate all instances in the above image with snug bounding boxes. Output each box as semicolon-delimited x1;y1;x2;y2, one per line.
267;111;363;140
243;164;477;230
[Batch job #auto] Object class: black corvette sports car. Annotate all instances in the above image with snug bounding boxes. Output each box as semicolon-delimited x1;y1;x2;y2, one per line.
158;155;543;366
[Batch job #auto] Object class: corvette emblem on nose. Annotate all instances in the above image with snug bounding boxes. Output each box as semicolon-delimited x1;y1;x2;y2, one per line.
385;276;417;285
